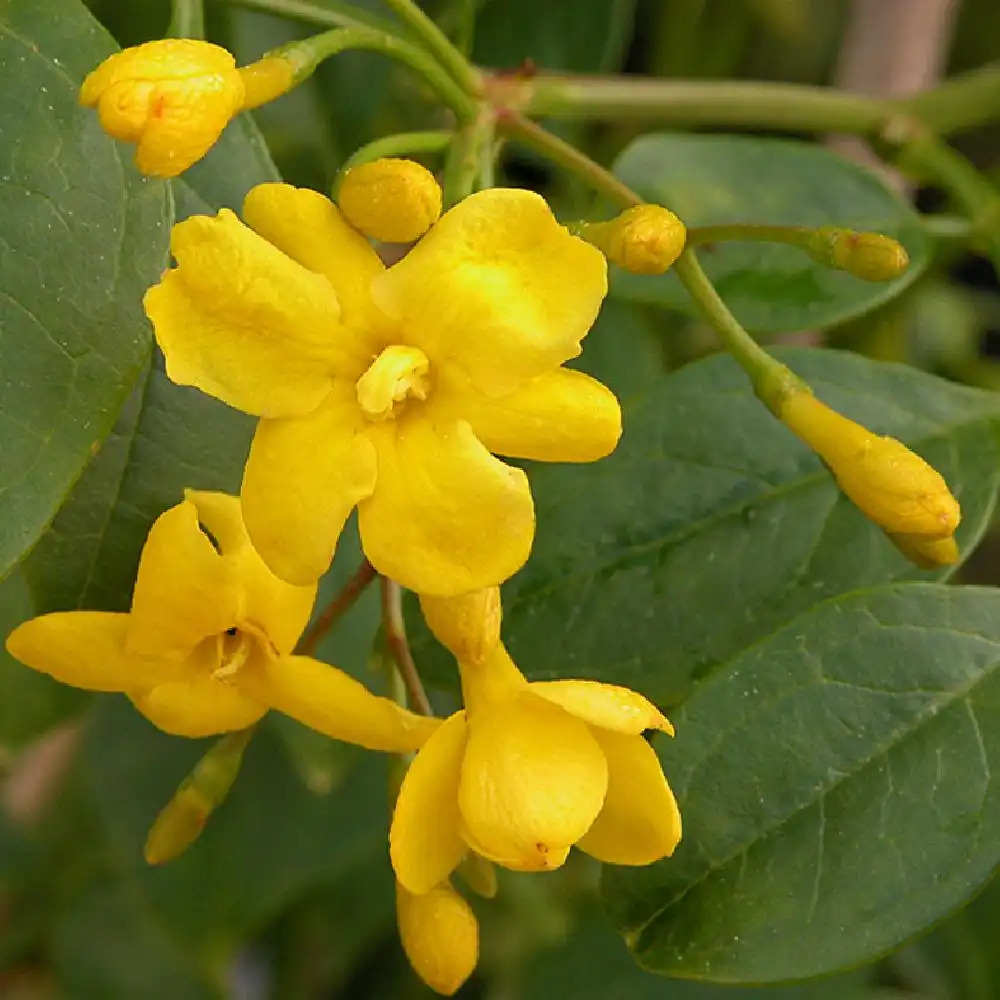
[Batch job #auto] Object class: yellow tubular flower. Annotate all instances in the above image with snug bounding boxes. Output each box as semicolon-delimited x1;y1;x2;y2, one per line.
779;391;961;565
144;184;621;595
338;158;444;243
397;880;479;996
389;638;681;893
80;40;247;178
5;491;438;748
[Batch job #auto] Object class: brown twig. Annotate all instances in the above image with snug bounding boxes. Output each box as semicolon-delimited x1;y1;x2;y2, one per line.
380;577;433;716
296;559;378;655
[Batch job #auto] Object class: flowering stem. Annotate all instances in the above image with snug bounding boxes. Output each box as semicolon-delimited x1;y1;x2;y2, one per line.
167;0;205;38
442;109;495;207
380;578;433;716
379;0;483;96
340;130;453;174
224;0;401;34
296;560;377;656
268;26;478;122
687;223;821;250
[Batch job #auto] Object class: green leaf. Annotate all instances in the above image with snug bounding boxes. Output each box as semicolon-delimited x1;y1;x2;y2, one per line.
603;582;1000;982
414;348;1000;705
0;0;172;579
610;134;931;332
20;116;278;615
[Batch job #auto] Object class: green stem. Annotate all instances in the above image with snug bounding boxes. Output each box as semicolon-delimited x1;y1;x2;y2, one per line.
442;109;495;207
296;560;377;656
380;0;483;95
686;223;819;250
167;0;205;37
269;26;478;121
521;75;893;134
340;129;453;173
223;0;402;34
673;251;806;410
901;61;1000;135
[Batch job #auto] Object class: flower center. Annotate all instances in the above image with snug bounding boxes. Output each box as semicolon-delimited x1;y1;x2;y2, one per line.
212;627;255;680
356;345;431;421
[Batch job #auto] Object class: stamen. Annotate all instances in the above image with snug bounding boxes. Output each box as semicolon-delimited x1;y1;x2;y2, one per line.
356;345;431;421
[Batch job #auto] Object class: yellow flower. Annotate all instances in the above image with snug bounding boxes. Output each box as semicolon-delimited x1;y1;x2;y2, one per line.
389;640;681;893
779;390;960;566
397;880;479;996
80;39;247;177
143;183;620;595
5;491;437;748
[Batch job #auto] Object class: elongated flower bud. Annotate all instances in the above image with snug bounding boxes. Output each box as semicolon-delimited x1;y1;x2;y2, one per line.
80;39;248;177
419;588;501;665
807;227;909;282
397;881;479;996
144;728;253;864
578;204;687;275
779;391;960;563
338;158;443;243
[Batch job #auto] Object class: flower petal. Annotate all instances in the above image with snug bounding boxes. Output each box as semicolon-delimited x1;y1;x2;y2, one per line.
131;673;266;737
359;418;534;596
185;489;317;652
439;367;622;463
577;729;682;865
241;384;378;586
242;183;386;335
530;679;673;736
245;654;440;751
390;711;468;894
458;691;607;871
5;612;172;692
371;188;607;397
396;881;478;997
127;501;240;661
144;208;342;418
418;587;501;665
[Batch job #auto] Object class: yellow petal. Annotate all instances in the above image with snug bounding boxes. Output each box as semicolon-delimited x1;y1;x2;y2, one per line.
242;182;386;335
418;588;501;665
127;501;240;661
5;612;171;692
457;691;607;871
370;188;607;398
132;674;266;737
886;530;960;569
245;654;440;751
396;881;478;997
390;711;468;894
530;679;673;736
359;418;534;597
577;729;682;865
144;208;342;418
438;366;621;463
184;489;317;653
241;384;378;586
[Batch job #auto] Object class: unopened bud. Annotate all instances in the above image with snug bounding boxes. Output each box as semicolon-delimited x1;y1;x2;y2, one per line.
807;228;909;282
80;39;246;177
779;391;960;552
238;56;296;110
579;204;686;275
144;728;253;864
338;158;442;243
419;588;501;665
397;881;479;996
886;531;959;569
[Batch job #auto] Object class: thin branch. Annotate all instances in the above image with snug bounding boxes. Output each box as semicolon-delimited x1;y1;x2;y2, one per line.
296;559;377;655
380;577;433;716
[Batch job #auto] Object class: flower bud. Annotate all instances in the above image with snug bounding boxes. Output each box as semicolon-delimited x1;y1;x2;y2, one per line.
779;391;960;548
80;39;246;178
807;227;909;282
580;204;686;275
144;728;252;865
419;588;501;665
397;881;479;996
885;532;959;569
338;158;443;243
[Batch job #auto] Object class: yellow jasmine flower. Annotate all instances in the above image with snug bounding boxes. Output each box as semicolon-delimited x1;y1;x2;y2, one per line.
143;183;620;595
397;879;479;996
778;390;960;566
389;639;681;893
5;491;437;748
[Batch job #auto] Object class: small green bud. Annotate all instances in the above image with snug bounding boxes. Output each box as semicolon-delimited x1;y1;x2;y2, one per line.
577;204;687;275
807;227;909;282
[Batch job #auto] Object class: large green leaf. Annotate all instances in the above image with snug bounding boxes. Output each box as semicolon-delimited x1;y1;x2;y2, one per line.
0;0;171;579
603;583;1000;982
611;134;931;332
414;348;1000;704
20;115;278;615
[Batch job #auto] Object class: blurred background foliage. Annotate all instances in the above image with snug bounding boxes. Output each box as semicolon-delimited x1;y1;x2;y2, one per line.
4;0;1000;997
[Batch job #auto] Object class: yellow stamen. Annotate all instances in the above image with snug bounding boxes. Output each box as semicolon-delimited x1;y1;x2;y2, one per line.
356;345;431;421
